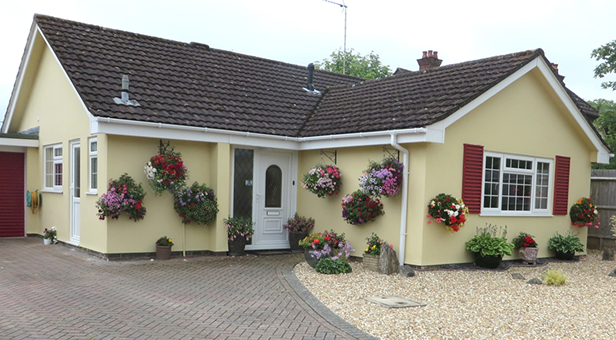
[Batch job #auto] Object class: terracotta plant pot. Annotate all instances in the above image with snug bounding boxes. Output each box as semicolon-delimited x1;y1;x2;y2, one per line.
363;253;380;272
288;231;307;252
156;245;172;260
228;237;247;256
473;252;503;269
519;247;539;265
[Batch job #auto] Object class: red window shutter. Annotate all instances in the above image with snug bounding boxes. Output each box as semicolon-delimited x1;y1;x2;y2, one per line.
462;144;484;214
553;156;570;215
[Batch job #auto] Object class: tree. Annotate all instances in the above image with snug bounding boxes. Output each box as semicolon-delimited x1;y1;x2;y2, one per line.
589;98;616;168
591;41;616;91
314;48;392;79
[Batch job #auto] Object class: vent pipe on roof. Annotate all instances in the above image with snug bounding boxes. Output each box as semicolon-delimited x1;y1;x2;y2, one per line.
114;74;140;106
303;63;321;95
417;50;443;71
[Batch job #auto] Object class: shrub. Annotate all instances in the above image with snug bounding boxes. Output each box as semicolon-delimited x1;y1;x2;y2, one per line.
465;224;514;257
315;257;353;274
548;233;584;253
542;269;567;286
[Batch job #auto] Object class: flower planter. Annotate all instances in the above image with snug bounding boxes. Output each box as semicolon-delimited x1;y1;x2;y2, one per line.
555;250;575;261
304;249;332;268
363;253;380;272
228;237;247;256
43;238;51;246
156;245;172;260
518;247;538;265
288;231;307;251
473;252;503;269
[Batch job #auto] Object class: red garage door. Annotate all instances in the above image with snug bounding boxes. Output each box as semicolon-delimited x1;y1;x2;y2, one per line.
0;152;25;237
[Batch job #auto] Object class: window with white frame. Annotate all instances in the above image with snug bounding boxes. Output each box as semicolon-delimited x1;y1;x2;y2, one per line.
89;138;98;192
482;152;552;214
44;144;63;190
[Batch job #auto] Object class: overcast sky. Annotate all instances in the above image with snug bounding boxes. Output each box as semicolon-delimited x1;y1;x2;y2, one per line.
2;0;616;126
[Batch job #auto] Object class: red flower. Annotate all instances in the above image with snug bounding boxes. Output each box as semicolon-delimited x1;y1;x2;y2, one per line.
324;237;330;241
313;239;320;244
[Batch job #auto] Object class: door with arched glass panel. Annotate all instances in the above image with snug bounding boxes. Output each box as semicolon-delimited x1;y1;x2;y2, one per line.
248;150;295;249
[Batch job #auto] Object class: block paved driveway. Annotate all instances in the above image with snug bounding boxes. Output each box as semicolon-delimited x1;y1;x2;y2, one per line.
0;237;377;340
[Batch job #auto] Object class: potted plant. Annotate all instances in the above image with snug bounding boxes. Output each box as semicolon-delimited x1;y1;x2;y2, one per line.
155;236;174;260
225;217;254;256
341;190;384;225
465;224;514;268
96;174;147;222
426;193;468;233
569;197;600;228
42;226;57;245
315;241;355;274
358;158;404;197
512;232;539;265
548;233;584;260
144;141;188;195
173;182;219;225
299;230;346;268
283;213;315;251
301;164;341;198
363;233;386;272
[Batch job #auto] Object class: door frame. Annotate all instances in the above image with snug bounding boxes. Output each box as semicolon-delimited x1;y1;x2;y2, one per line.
69;140;81;245
238;148;297;250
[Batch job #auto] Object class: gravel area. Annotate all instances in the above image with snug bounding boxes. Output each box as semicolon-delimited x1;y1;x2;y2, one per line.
294;250;616;339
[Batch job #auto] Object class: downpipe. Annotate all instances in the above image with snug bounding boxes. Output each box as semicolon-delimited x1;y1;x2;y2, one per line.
390;133;409;265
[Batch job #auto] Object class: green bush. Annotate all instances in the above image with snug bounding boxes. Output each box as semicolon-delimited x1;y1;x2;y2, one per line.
548;233;584;253
465;224;514;257
315;258;353;274
542;269;567;286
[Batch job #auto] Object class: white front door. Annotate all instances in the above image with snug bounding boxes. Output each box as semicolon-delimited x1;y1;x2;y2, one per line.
69;141;80;245
246;150;296;250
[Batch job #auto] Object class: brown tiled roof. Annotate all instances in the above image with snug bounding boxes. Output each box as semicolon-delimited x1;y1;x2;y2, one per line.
32;15;598;139
34;15;361;137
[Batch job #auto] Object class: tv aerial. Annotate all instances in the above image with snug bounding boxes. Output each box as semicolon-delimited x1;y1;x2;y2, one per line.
322;0;348;74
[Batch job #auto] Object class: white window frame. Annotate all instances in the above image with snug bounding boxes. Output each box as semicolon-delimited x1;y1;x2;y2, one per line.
88;138;98;193
44;144;63;192
481;151;553;216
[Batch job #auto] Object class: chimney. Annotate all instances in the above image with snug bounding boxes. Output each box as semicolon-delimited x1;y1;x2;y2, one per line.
307;63;315;91
113;74;140;106
550;63;565;82
417;50;443;71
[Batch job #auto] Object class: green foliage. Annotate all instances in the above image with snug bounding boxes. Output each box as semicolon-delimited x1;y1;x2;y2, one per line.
511;232;538;249
173;182;218;225
283;213;315;233
591;41;616;91
589;99;616;169
542;269;567;286
548;233;585;253
315;257;353;274
224;217;254;241
465;224;514;257
155;236;174;247
314;48;392;79
365;233;384;255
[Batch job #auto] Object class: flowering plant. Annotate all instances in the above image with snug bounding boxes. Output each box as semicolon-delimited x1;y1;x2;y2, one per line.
96;174;147;221
301;164;341;198
364;232;391;255
426;193;468;233
298;230;346;250
144;142;188;195
569;197;599;228
511;232;538;249
43;226;57;243
155;236;174;247
173;182;218;225
224;217;254;241
283;213;315;233
341;190;384;225
358;158;403;197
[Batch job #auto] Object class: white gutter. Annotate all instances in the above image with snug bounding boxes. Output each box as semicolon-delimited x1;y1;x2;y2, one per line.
389;133;409;265
92;116;429;150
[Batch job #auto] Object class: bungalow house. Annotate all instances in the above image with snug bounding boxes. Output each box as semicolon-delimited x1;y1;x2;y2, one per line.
1;14;610;265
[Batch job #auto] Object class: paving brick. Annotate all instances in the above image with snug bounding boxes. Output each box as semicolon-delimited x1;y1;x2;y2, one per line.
0;237;376;340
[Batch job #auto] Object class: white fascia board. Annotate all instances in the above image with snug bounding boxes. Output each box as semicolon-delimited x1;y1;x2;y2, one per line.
0;138;39;148
92;117;430;150
2;22;39;133
36;25;94;123
441;58;540;129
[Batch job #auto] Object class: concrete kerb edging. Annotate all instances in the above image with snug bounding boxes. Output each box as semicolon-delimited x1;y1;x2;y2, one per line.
280;258;379;340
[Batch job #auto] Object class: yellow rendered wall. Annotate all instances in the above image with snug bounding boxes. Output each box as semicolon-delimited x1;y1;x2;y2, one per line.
12;45;97;248
415;70;594;266
105;136;230;254
297;146;402;257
